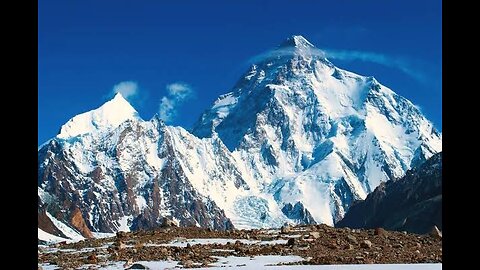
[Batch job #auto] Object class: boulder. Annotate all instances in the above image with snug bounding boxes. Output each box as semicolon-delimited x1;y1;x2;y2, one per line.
128;263;149;269
430;226;442;239
361;240;372;249
161;218;179;228
374;227;387;236
346;234;358;244
310;232;320;239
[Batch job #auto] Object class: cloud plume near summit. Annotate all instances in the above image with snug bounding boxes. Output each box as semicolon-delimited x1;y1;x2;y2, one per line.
249;46;428;84
112;81;138;99
159;82;194;122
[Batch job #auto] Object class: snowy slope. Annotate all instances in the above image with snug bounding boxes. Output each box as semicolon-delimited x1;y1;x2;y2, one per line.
38;228;70;244
192;35;442;225
38;35;442;235
57;93;139;139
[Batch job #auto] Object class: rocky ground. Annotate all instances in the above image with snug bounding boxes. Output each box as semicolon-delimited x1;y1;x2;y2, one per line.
38;224;442;269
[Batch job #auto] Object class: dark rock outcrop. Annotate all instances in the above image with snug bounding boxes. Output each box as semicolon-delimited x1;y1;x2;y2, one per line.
281;202;316;224
336;152;442;234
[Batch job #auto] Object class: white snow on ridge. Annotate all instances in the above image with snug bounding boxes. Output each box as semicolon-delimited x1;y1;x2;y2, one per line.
57;93;139;139
135;195;147;211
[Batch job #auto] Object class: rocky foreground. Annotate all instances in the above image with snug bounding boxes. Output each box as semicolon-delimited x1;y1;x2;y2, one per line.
38;224;442;269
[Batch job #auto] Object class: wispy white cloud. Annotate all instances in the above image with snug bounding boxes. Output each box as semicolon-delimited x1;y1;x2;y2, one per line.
112;81;138;99
249;47;428;83
159;82;194;122
322;49;427;83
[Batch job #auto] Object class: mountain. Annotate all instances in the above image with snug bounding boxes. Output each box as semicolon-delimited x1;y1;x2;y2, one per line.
192;35;441;225
336;152;442;234
38;94;235;238
38;35;441;241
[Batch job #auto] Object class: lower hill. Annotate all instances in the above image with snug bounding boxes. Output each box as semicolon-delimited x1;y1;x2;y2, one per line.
336;152;442;234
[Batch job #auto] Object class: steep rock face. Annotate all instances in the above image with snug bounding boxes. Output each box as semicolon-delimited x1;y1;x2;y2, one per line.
69;208;94;238
281;202;316;224
336;152;442;234
192;35;441;225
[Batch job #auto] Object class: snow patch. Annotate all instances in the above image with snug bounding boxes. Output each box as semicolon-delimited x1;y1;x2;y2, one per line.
38;228;70;244
116;215;133;232
46;212;85;242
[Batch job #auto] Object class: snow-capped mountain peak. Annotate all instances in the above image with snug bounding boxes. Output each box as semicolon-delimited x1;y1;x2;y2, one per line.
57;93;139;139
279;35;315;49
192;35;441;226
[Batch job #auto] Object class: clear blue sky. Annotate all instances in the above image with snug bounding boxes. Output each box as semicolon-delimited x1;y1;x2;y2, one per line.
38;0;442;145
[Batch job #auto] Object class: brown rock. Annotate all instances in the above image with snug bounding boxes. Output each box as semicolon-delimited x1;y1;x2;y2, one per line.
161;218;179;228
123;258;133;268
310;232;320;239
346;234;358;244
281;225;292;234
117;242;126;250
361;240;372;249
430;226;442;239
134;241;144;249
86;253;97;264
183;260;194;268
69;207;94;238
374;228;387;236
116;231;127;239
393;243;403;248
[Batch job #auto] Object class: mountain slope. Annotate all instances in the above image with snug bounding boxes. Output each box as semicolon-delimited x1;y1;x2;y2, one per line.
192;35;441;225
38;35;442;238
336;152;442;234
38;95;236;236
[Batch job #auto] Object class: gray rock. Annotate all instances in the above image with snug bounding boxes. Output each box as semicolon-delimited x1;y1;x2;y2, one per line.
347;234;358;244
281;225;292;234
128;263;150;269
183;260;194;268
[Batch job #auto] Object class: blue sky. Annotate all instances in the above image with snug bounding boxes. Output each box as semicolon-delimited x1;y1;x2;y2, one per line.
38;0;442;145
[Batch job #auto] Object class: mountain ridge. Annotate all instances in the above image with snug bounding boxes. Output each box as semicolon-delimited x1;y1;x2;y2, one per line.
336;152;442;234
38;35;442;240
